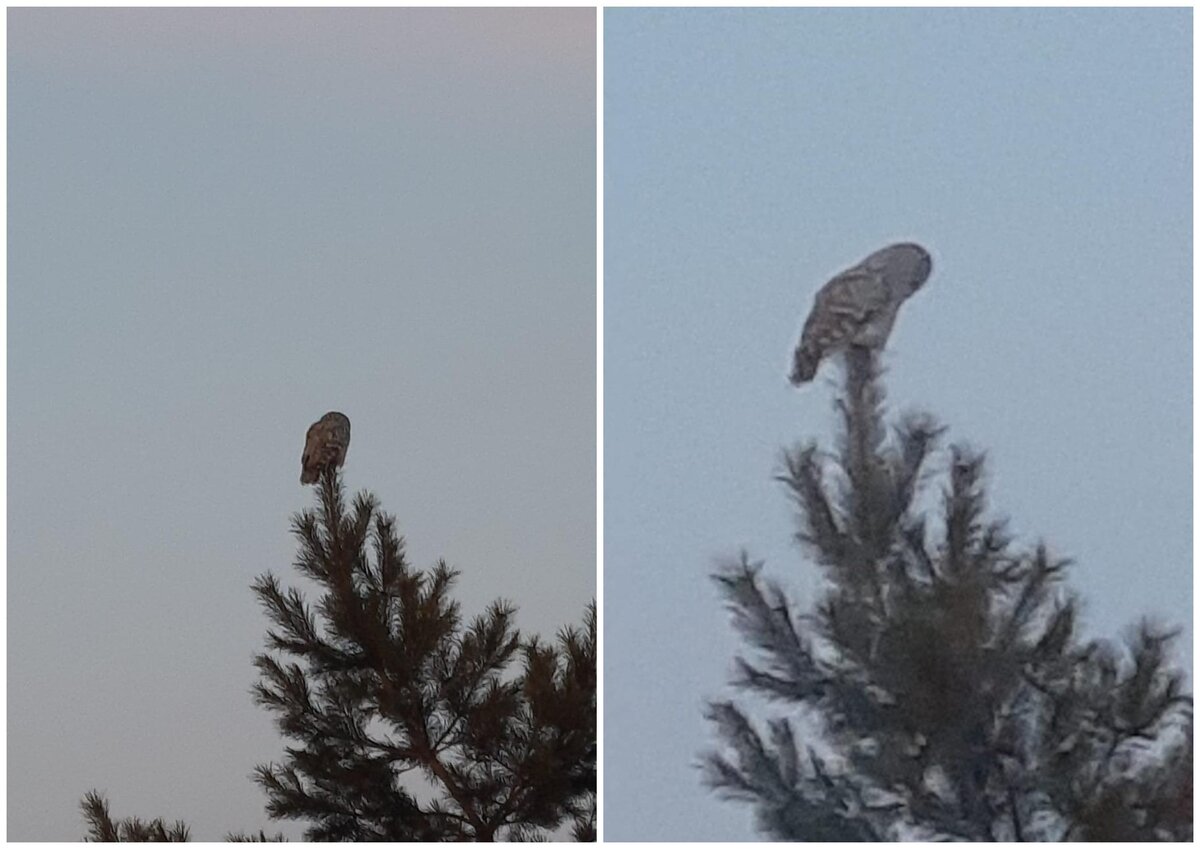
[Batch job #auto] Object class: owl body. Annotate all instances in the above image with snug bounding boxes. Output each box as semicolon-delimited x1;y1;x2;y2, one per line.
301;412;351;484
790;243;931;385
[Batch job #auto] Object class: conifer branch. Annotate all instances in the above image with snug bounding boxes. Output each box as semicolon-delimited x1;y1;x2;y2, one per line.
706;349;1191;840
249;467;594;840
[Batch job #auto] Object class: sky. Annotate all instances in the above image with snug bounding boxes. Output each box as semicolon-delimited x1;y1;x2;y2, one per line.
8;8;595;840
604;8;1191;842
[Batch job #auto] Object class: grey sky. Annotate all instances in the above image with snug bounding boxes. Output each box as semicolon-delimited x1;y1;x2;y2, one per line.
604;8;1190;842
8;8;594;840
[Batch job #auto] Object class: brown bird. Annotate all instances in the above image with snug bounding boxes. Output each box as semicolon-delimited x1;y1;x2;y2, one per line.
790;243;932;385
300;412;351;484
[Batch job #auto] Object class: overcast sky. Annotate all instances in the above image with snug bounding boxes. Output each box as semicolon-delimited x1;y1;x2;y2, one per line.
604;8;1191;841
8;8;594;840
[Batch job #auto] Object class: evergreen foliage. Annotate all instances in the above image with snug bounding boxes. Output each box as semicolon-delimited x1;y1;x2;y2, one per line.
81;791;289;842
81;791;191;842
703;349;1192;841
226;829;291;842
82;467;594;842
250;468;595;841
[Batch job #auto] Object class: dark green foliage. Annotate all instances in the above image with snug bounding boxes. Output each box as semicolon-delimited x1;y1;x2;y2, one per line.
80;792;289;842
704;349;1192;841
251;467;595;841
81;791;191;842
226;829;289;842
80;466;593;842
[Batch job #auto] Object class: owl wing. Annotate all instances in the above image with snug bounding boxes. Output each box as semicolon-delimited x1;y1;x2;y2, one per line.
300;420;326;483
791;268;890;384
302;421;323;465
801;268;890;351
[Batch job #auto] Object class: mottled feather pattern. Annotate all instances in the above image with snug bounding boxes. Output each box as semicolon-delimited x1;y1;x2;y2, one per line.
789;243;931;386
301;411;351;484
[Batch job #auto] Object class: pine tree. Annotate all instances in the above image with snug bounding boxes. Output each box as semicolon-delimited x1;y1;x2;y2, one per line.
81;467;594;842
250;468;595;841
81;791;191;842
703;349;1192;841
80;791;289;842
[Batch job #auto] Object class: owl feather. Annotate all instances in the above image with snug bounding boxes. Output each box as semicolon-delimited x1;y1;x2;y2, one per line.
301;412;351;484
790;243;931;386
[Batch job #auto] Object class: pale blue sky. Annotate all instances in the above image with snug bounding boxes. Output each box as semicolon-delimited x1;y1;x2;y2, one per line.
9;8;594;840
604;8;1191;841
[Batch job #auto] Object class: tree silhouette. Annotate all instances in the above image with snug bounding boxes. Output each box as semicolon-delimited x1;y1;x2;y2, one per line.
250;468;595;841
81;790;293;842
82;467;594;842
81;791;191;842
703;349;1192;841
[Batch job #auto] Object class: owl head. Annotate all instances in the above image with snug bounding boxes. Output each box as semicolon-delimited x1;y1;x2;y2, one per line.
864;242;932;296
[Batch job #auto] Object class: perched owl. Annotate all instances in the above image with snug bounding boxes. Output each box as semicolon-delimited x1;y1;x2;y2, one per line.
300;412;351;484
789;242;932;385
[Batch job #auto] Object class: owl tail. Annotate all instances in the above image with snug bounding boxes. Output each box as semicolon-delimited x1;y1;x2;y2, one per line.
790;347;819;385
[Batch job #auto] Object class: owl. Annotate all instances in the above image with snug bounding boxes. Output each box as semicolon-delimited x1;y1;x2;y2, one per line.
789;242;932;385
300;412;351;484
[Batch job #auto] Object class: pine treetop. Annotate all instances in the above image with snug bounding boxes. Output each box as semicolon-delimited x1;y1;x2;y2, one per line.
704;350;1192;841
